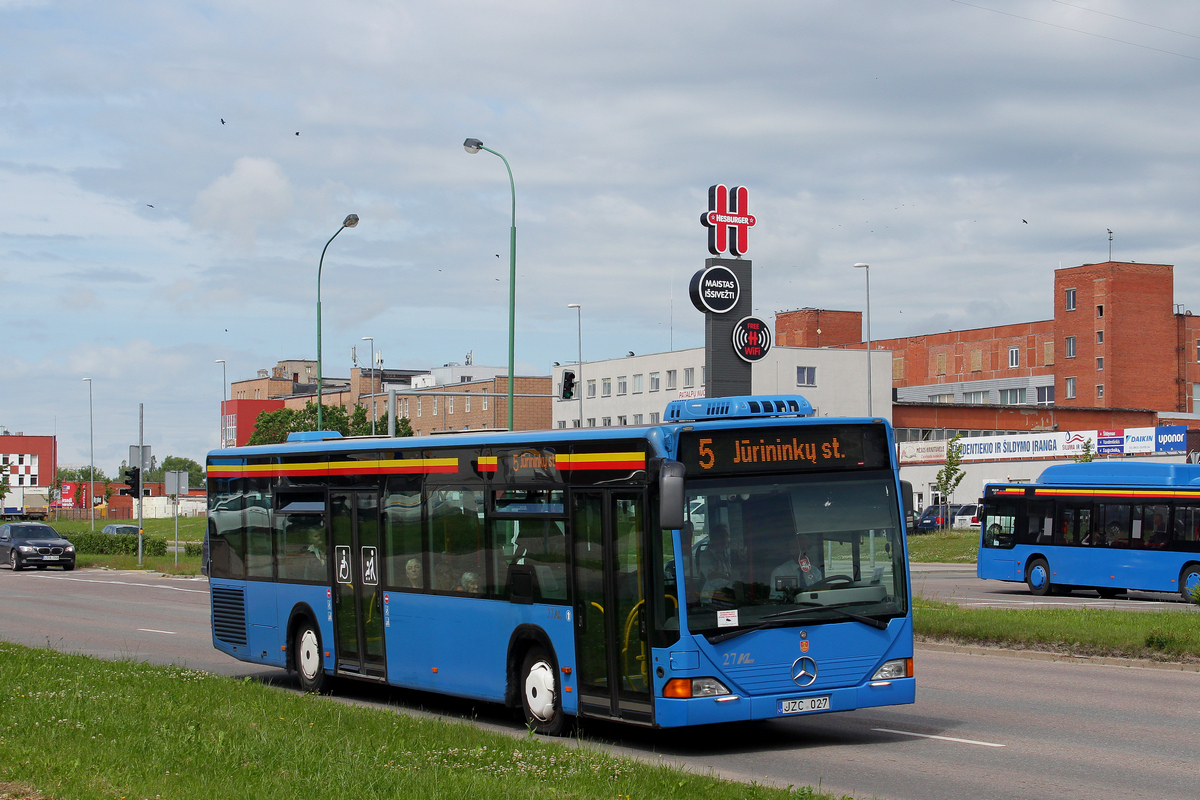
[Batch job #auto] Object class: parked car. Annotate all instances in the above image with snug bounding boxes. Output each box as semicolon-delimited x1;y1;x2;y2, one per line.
101;524;140;535
0;522;76;571
953;504;981;530
914;504;962;533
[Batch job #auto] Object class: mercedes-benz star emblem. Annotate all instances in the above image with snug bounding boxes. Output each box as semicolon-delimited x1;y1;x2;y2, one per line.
790;656;817;687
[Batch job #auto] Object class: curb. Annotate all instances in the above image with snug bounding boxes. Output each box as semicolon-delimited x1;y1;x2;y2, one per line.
916;639;1200;672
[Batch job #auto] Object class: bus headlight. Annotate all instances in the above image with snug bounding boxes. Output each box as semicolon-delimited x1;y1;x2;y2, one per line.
871;658;913;680
663;677;731;698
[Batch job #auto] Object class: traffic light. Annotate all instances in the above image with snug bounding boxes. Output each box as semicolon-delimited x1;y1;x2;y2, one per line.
560;369;576;400
121;467;140;497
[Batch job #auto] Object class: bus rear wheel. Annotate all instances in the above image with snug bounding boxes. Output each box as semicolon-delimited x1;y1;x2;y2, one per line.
294;621;328;694
1179;565;1200;604
1026;558;1052;597
521;646;566;736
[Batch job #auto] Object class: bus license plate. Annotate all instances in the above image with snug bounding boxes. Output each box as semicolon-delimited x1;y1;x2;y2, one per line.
43;555;59;561
778;696;830;715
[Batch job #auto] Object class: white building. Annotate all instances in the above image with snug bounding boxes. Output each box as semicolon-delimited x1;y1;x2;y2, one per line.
550;346;892;429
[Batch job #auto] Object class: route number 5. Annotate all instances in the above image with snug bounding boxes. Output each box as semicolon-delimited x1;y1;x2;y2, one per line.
698;438;715;470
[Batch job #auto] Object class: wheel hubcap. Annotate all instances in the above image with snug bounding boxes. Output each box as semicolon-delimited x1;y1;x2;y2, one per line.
1031;566;1046;588
298;629;320;681
524;660;556;722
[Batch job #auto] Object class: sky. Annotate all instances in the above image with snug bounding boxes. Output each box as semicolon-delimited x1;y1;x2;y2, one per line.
3;0;1200;474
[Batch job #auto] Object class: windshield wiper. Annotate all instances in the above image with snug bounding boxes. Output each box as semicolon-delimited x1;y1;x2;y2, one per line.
760;600;890;630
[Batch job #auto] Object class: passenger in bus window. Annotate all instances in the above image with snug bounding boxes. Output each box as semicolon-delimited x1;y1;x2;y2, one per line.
461;571;481;594
405;557;423;588
1147;512;1169;548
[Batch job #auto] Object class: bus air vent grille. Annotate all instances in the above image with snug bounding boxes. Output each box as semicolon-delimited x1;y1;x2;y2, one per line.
211;586;248;646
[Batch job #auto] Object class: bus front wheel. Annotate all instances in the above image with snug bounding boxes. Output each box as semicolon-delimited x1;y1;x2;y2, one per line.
1179;565;1200;604
1026;558;1052;597
294;621;328;694
521;646;565;736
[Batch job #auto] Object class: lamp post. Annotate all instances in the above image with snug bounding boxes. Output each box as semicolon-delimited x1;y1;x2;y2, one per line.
361;336;376;436
82;377;94;531
215;359;226;447
317;214;360;431
463;137;517;431
567;303;583;428
853;263;872;416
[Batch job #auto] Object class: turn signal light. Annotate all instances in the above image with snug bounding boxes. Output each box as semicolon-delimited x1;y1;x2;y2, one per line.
663;677;731;698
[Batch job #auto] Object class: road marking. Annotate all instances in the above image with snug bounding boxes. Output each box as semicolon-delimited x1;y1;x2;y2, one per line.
31;574;207;594
873;728;1006;747
137;629;178;635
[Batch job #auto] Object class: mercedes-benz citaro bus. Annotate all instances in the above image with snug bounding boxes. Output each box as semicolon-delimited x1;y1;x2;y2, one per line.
206;394;915;733
979;461;1200;601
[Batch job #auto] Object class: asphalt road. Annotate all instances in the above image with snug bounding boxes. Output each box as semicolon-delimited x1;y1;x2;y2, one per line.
2;564;1197;800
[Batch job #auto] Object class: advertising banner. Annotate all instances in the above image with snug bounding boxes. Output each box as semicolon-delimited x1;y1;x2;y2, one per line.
1156;425;1188;452
898;426;1178;465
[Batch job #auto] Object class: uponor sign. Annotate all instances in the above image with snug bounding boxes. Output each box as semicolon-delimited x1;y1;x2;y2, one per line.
899;426;1187;464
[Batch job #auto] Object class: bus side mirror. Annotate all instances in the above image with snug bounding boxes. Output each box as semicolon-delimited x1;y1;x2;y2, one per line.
900;480;914;516
659;460;686;530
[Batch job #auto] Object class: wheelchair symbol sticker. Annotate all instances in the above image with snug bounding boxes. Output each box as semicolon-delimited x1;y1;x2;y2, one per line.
335;545;352;584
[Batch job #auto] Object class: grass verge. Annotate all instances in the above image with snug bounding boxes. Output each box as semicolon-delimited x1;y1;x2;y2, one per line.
913;596;1200;661
45;519;204;575
0;642;848;800
48;517;206;541
906;529;978;563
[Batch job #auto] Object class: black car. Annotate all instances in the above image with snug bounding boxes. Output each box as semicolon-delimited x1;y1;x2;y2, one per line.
914;504;962;533
0;522;76;571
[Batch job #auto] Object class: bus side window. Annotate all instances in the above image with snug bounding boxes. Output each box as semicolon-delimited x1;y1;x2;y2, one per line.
1174;506;1200;552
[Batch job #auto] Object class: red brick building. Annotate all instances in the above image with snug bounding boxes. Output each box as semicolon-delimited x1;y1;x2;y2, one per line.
775;261;1200;438
1;432;56;488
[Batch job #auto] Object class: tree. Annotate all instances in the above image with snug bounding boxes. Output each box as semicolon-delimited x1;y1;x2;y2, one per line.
0;474;9;506
145;456;205;488
246;402;410;445
935;434;966;531
1073;438;1095;463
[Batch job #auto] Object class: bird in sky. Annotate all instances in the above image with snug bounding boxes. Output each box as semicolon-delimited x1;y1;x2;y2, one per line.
295;131;300;136
1022;219;1028;224
220;118;225;125
146;204;154;208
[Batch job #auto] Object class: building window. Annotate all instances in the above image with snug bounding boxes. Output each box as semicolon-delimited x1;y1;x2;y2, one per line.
465;394;471;413
649;412;660;424
963;391;989;404
999;388;1027;404
683;368;695;388
1065;336;1076;358
1097;330;1104;345
632;374;643;393
602;378;611;397
617;376;627;395
601;417;612;427
666;370;677;390
633;414;643;424
929;393;954;403
417;397;422;417
586;418;596;427
796;366;816;386
1096;304;1104;318
572;419;581;428
482;394;488;411
432;397;438;415
556;420;566;429
1096;357;1104;371
587;380;596;398
649;372;660;391
1065;288;1076;311
1096;384;1104;399
617;415;627;426
447;397;454;415
1065;377;1076;399
1008;347;1019;368
1037;386;1055;405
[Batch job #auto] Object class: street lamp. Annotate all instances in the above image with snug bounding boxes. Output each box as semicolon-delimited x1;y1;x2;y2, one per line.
463;137;517;431
215;359;226;447
361;336;376;436
317;214;360;431
567;304;583;428
853;263;872;416
82;377;94;531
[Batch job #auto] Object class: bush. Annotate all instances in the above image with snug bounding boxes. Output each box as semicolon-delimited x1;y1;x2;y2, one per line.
63;532;168;557
184;542;203;557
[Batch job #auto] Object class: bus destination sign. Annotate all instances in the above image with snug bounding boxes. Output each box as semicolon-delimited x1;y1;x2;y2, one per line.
678;425;890;477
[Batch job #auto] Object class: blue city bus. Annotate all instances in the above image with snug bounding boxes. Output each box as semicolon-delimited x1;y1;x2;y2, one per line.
206;394;915;733
978;462;1200;601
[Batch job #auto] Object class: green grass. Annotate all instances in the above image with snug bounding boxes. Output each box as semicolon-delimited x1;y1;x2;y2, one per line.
906;529;978;563
44;519;205;574
913;597;1200;660
0;642;848;800
49;517;207;541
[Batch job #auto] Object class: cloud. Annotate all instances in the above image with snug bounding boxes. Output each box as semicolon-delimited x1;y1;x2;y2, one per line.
192;157;296;250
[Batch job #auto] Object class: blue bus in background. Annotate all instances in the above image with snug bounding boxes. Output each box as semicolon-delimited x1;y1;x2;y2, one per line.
206;395;914;733
979;462;1200;601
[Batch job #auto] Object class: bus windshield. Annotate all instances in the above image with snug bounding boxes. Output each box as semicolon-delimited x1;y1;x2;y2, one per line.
682;470;907;638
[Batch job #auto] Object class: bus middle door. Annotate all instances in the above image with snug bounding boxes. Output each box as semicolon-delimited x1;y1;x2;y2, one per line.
571;490;653;724
330;489;386;680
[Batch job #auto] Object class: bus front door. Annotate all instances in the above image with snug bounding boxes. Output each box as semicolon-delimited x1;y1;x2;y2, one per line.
571;490;653;724
330;490;386;680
